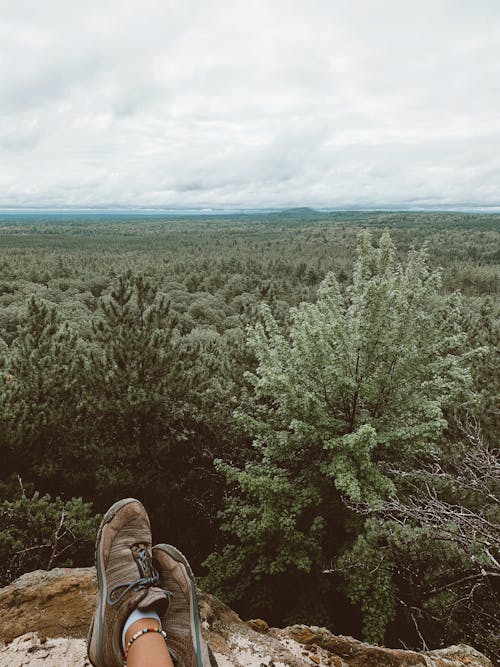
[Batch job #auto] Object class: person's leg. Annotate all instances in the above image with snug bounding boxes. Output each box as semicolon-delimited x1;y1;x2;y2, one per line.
124;617;174;667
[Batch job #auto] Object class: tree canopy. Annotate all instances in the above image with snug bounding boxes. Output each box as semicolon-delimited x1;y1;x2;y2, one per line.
0;211;497;659
205;231;482;645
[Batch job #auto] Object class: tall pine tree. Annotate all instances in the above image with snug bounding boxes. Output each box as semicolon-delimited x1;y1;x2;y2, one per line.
2;297;85;492
83;273;180;499
205;231;477;635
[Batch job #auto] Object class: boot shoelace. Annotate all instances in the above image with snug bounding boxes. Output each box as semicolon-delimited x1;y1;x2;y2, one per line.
107;544;161;606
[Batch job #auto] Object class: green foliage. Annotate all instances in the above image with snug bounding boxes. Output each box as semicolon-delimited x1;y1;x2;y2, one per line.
339;512;499;660
462;297;499;440
206;231;478;643
0;481;100;585
246;232;474;465
1;297;86;485
0;211;497;657
337;519;396;645
83;272;180;495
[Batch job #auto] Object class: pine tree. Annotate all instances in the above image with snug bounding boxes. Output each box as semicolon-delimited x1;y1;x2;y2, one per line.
205;231;477;634
2;297;85;491
463;296;499;440
84;273;236;559
83;273;180;499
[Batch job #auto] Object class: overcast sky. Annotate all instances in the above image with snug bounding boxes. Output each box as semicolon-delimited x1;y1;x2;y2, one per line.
1;0;499;210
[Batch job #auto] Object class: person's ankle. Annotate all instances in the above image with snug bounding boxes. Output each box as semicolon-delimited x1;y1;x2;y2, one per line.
123;618;170;667
123;611;161;651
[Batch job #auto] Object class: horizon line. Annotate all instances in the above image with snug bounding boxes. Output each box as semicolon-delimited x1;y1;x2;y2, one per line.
1;204;500;215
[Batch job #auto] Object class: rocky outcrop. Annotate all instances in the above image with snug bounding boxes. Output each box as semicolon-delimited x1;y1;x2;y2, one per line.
0;567;96;644
0;568;493;667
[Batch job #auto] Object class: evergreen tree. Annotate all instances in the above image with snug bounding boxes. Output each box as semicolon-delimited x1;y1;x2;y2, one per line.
84;273;237;562
83;273;180;499
1;297;85;491
205;232;476;638
462;297;499;440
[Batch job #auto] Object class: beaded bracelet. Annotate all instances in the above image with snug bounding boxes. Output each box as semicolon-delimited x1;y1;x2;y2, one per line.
123;627;168;666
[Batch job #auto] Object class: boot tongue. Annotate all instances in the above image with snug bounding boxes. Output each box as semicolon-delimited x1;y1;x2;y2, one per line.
138;586;171;615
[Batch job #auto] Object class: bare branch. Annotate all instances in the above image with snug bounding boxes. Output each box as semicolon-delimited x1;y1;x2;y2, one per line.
47;509;66;570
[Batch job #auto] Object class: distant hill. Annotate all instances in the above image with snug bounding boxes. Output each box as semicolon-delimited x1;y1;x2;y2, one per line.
267;207;321;219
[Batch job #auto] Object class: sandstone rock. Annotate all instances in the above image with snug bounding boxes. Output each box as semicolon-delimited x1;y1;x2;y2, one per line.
247;619;270;634
0;567;97;644
287;626;319;645
0;568;493;667
282;626;494;667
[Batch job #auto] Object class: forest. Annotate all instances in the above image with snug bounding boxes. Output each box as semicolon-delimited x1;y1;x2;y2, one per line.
0;209;498;660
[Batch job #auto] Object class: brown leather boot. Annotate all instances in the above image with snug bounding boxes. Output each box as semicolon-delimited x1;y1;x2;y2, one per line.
88;498;170;667
153;544;217;667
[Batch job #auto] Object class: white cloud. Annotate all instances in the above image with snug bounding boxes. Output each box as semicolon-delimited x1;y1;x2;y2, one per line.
1;0;499;208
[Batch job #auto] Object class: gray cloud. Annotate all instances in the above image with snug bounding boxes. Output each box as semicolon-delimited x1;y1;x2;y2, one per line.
1;0;499;209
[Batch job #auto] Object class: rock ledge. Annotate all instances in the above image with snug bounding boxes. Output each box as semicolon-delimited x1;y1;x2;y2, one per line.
0;568;493;667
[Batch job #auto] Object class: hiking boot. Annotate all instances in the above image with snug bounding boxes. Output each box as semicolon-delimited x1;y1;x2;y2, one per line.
88;498;171;667
153;544;217;667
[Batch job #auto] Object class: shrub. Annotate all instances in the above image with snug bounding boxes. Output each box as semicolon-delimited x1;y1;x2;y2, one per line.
0;482;100;585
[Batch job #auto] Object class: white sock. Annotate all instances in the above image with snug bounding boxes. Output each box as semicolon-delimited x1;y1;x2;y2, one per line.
122;608;162;651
